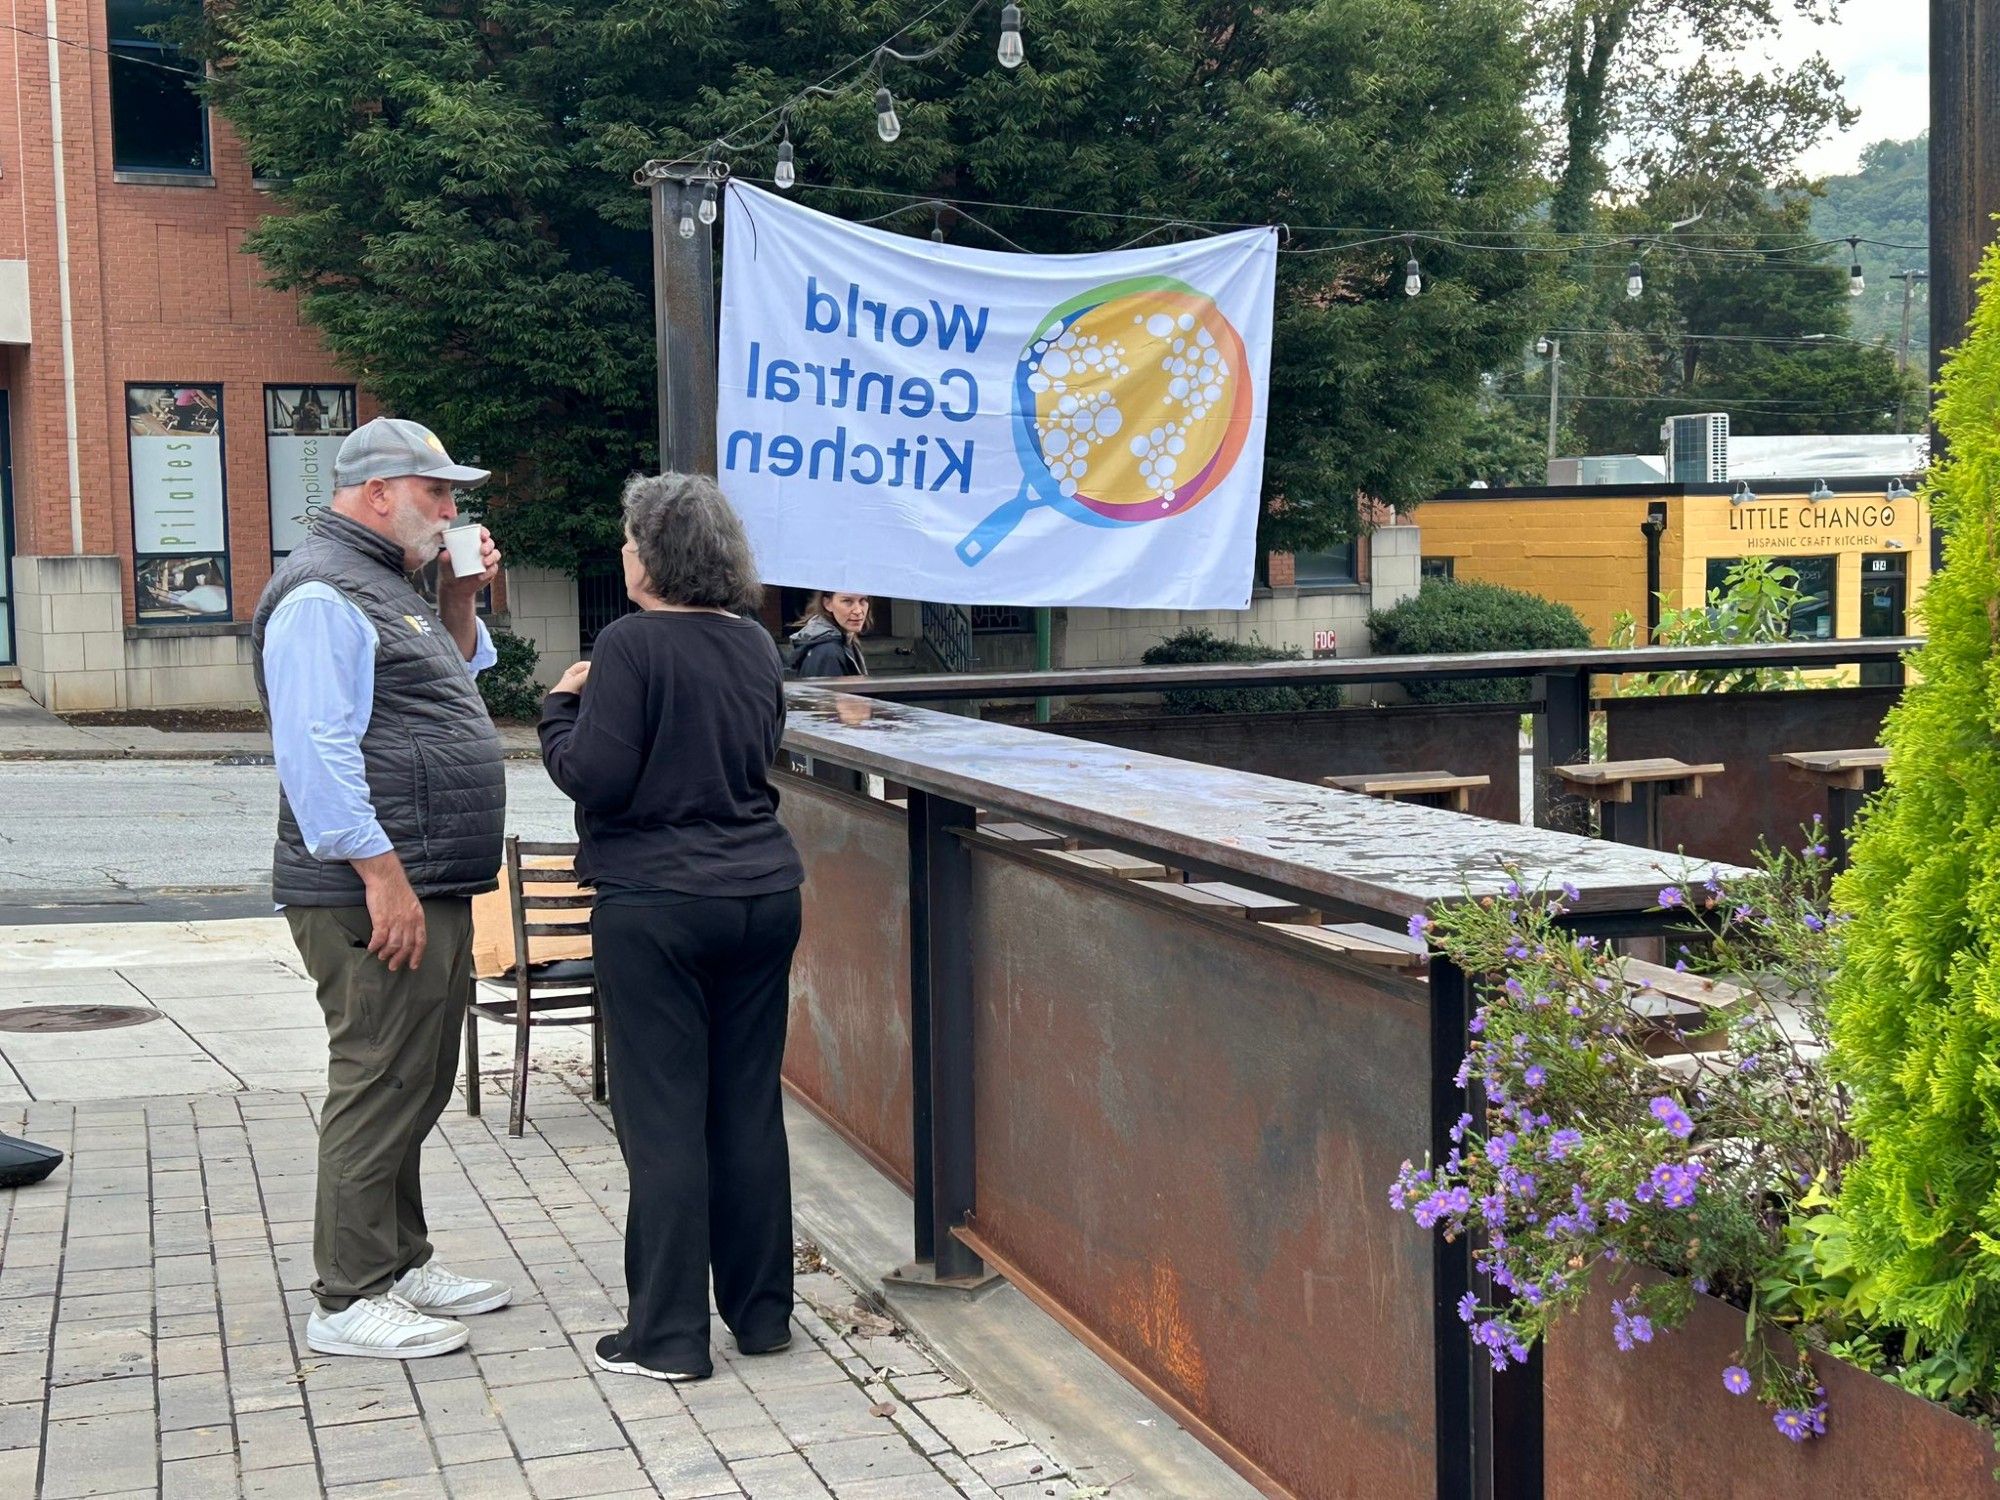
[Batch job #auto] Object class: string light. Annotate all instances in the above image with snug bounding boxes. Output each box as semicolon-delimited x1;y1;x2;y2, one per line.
774;138;796;190
1404;250;1422;297
1625;253;1643;300
997;2;1024;67
697;179;719;225
677;195;696;238
875;86;902;143
1848;238;1864;296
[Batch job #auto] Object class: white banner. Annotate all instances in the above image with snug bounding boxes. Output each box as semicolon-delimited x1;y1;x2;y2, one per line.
267;386;357;555
717;183;1277;610
126;385;225;553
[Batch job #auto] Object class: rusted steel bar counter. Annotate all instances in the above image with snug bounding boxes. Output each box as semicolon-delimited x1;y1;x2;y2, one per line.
780;691;1741;1500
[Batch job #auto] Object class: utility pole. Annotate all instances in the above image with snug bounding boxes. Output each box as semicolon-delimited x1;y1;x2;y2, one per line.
1536;336;1560;481
1892;270;1929;374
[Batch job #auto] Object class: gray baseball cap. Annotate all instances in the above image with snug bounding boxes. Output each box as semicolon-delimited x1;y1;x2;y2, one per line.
334;417;490;487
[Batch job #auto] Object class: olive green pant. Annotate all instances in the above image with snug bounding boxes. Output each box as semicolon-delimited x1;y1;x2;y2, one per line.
286;898;474;1312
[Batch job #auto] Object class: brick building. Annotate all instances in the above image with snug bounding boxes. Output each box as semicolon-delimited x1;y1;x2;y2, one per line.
1;0;377;710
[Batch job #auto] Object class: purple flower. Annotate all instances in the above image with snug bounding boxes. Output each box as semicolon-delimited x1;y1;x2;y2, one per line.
1562;882;1581;902
1723;1365;1751;1396
1503;880;1522;898
1610;1300;1654;1351
1658;887;1685;909
1649;1096;1694;1140
1523;1064;1547;1089
1408;913;1432;940
1773;1409;1814;1442
1506;942;1532;960
1545;1129;1583;1160
1457;1292;1478;1324
1643;1161;1703;1209
1737;1054;1760;1074
1804;912;1826;933
1732;904;1754;922
1605;1197;1631;1222
1804;843;1827;859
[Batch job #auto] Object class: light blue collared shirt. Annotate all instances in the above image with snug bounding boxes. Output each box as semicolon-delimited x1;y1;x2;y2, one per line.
263;582;497;863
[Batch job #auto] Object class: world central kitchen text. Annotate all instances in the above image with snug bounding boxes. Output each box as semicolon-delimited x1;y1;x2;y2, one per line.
724;278;991;493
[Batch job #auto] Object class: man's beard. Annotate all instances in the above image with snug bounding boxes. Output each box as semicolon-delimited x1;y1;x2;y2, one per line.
392;501;447;566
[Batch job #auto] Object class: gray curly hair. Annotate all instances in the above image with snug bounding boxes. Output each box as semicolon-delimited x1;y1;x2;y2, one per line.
621;473;763;613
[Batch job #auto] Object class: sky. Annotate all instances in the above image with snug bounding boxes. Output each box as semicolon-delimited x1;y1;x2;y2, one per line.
1756;0;1928;177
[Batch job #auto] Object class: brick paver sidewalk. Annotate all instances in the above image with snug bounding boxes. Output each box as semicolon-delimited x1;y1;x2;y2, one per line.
0;1085;1084;1500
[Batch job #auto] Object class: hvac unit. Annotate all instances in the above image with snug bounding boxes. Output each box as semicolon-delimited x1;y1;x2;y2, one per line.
1663;413;1729;483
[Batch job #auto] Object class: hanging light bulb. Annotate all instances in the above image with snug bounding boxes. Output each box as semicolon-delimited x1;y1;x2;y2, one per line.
1403;253;1421;297
1848;239;1864;296
677;200;696;239
697;179;719;226
1625;257;1643;299
997;2;1024;68
775;139;796;190
875;87;901;143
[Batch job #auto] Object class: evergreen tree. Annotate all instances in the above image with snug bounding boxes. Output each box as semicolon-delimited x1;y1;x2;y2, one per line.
1828;233;2000;1377
194;0;1549;569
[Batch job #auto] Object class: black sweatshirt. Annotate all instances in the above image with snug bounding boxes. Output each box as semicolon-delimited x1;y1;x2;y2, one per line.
537;610;804;899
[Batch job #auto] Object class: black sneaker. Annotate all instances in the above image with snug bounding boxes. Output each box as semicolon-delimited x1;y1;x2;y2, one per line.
736;1330;793;1356
593;1331;710;1383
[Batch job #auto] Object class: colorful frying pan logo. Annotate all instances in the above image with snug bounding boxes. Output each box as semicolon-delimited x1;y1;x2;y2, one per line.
955;275;1253;566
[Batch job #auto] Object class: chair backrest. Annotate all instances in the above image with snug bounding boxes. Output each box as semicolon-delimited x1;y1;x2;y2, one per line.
504;836;592;978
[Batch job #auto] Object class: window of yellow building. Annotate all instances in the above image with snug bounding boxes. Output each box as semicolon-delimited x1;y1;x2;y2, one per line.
1704;556;1836;639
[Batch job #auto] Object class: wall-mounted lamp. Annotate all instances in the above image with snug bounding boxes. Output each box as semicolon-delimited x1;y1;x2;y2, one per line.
1809;479;1835;503
1731;481;1758;506
1886;478;1915;501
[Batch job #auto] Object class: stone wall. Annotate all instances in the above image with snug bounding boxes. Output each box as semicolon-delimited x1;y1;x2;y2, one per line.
11;553;257;709
500;566;581;688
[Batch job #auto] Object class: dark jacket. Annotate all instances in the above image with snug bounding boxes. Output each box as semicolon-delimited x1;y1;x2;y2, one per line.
786;614;867;679
251;512;506;907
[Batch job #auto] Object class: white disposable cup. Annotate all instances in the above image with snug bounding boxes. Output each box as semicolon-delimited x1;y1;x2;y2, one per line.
442;525;485;579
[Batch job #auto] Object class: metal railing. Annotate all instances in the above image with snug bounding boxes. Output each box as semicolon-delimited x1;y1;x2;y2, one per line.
780;688;1731;1499
918;600;974;674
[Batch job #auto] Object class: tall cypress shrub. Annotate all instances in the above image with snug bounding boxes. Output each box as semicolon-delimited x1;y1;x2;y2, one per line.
1830;235;2000;1367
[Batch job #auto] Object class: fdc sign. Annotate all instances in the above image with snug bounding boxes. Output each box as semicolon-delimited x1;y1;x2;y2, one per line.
716;182;1277;610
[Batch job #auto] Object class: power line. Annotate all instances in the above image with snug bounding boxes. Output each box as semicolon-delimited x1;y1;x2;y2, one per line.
0;19;202;80
1489;391;1901;415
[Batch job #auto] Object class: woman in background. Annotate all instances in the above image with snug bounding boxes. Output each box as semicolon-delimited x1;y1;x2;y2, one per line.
539;473;805;1383
786;592;870;678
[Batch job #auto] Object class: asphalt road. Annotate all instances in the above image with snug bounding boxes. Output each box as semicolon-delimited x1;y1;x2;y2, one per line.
0;760;577;923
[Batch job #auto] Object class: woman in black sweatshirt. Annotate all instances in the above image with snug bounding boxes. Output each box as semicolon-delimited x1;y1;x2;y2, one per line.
538;473;804;1383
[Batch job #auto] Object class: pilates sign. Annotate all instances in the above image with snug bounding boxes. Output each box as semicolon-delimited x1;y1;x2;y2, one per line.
716;182;1275;610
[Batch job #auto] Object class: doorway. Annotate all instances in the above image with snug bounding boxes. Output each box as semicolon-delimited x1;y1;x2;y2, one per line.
1860;552;1907;687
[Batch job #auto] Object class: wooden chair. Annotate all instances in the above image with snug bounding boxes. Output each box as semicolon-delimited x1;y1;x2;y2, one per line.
466;837;604;1136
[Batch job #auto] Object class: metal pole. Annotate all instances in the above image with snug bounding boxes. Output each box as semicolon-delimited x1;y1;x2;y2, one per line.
1543;339;1560;481
1429;955;1477;1500
648;174;720;476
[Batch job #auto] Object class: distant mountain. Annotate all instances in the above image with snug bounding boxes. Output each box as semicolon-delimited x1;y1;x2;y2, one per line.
1813;135;1929;376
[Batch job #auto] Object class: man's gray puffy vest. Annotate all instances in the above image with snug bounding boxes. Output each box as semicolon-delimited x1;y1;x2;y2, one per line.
251;512;506;906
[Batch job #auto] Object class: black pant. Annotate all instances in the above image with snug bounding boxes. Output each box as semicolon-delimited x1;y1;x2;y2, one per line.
593;888;803;1373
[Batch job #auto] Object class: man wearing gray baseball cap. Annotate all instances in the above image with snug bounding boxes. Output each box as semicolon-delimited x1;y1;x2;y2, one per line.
251;416;512;1360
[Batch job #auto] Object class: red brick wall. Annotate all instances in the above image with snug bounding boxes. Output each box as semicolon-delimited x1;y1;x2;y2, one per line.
9;4;371;623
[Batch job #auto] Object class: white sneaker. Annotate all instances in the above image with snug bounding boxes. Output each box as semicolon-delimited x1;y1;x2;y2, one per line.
307;1294;468;1360
390;1262;513;1317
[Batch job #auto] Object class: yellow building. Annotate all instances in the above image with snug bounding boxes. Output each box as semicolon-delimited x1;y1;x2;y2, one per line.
1413;479;1928;660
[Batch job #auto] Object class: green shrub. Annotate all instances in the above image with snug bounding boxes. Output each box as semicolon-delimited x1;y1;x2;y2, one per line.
1139;628;1341;715
479;626;547;721
1608;557;1810;695
1829;232;2000;1380
1366;578;1591;703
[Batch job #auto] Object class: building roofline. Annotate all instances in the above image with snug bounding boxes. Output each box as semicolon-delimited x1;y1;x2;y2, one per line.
1426;476;1920;503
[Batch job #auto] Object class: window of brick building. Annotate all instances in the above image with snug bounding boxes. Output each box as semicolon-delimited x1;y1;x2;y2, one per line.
108;0;210;177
